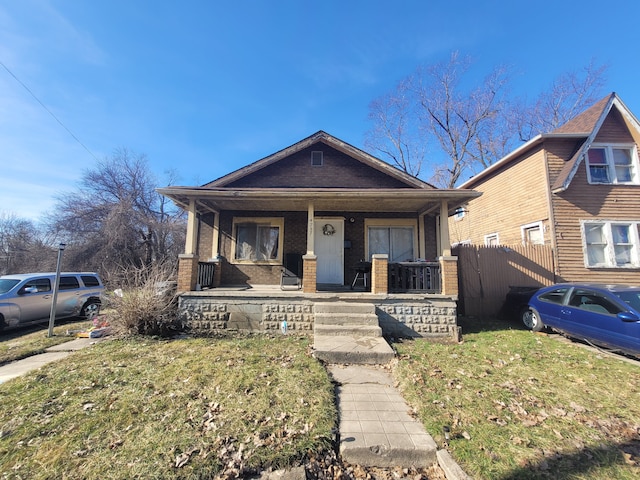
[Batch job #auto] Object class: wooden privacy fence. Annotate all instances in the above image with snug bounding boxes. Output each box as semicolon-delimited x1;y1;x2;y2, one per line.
454;244;556;318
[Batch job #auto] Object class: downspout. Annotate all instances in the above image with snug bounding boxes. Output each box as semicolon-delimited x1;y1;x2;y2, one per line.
543;151;560;282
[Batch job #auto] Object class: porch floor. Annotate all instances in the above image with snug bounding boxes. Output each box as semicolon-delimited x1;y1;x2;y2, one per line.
187;284;452;301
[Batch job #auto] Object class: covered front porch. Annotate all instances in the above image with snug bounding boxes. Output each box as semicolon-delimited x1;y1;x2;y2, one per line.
163;189;477;297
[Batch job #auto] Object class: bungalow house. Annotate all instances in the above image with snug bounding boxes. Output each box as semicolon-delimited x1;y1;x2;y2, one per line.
452;92;640;286
158;131;479;346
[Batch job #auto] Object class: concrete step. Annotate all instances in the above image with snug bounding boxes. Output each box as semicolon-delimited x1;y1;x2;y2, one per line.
314;302;375;315
314;335;395;365
314;324;382;338
314;312;379;326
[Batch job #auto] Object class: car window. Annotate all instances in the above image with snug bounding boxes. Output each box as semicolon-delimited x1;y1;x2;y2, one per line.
22;278;52;293
59;276;80;290
538;287;570;304
81;275;100;287
569;289;623;315
614;291;640;312
0;279;20;294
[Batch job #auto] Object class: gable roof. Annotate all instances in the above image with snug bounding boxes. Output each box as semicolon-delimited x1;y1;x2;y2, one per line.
550;93;640;192
159;130;481;215
205;130;435;190
459;93;640;192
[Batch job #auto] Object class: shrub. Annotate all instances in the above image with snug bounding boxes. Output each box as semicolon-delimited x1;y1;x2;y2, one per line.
106;264;182;336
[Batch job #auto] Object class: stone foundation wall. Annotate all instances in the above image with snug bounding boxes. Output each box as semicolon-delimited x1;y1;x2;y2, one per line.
178;294;458;340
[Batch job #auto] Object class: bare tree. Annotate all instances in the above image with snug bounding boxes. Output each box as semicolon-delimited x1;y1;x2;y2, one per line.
514;60;609;141
49;149;185;277
0;213;54;274
366;52;608;187
415;52;511;187
365;78;426;177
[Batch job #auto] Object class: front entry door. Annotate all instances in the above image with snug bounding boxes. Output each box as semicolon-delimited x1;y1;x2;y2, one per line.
314;218;344;285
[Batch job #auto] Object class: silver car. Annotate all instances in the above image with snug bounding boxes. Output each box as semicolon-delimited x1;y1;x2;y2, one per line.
0;272;104;330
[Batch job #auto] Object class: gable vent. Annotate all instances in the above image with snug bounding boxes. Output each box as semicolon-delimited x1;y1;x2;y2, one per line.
311;151;323;166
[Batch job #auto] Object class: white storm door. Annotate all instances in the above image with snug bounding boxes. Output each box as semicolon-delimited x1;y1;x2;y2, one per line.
314;218;344;284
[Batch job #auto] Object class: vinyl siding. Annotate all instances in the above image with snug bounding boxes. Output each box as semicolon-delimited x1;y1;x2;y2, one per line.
451;145;550;246
549;116;640;283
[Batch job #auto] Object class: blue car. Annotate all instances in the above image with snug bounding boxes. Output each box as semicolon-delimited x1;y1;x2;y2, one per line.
524;283;640;357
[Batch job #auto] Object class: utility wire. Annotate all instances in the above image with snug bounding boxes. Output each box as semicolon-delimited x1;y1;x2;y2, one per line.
0;60;98;161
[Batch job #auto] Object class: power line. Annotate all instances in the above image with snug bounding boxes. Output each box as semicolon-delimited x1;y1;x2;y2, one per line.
0;60;98;161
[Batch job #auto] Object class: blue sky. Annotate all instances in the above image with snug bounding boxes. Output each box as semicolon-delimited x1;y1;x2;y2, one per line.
1;0;639;220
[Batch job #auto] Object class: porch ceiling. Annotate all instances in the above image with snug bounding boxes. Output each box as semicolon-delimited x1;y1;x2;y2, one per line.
157;187;481;215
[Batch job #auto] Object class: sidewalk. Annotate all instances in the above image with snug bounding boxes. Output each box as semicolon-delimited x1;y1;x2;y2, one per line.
0;337;99;384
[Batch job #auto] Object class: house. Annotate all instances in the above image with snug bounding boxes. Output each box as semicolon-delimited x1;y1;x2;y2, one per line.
452;92;640;286
158;131;480;341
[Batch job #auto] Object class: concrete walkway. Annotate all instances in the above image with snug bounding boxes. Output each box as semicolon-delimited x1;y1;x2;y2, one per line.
329;364;436;467
0;337;99;384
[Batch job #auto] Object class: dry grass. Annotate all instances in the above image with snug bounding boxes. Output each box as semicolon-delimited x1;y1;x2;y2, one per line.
392;318;640;479
0;335;336;479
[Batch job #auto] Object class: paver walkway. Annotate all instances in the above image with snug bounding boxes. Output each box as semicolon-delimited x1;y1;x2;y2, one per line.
328;364;437;468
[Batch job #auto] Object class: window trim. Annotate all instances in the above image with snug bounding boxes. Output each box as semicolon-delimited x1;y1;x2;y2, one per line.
521;221;544;245
484;232;499;246
364;218;418;262
453;207;466;221
581;220;640;268
586;143;639;185
231;217;284;265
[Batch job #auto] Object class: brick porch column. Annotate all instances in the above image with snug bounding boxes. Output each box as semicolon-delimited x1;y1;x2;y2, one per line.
178;253;199;292
371;254;388;294
302;254;317;293
439;255;458;296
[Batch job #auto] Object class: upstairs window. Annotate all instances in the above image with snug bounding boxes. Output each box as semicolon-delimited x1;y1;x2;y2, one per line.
586;144;639;184
583;221;640;268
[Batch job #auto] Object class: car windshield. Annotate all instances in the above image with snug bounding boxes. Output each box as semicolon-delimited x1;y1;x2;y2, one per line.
613;290;640;312
0;279;20;294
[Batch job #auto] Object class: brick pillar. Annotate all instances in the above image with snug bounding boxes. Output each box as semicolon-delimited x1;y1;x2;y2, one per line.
371;254;388;294
178;254;199;292
439;256;458;296
302;254;317;293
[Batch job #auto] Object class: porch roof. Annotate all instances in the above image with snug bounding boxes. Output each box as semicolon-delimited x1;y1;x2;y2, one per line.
157;186;481;216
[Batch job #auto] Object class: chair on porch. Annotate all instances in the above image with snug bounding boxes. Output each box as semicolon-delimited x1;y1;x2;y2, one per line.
280;253;303;290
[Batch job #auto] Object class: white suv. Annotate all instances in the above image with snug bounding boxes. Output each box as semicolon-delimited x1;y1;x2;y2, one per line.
0;272;104;330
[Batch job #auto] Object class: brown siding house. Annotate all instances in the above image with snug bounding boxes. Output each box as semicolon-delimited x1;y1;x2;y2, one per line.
455;93;640;285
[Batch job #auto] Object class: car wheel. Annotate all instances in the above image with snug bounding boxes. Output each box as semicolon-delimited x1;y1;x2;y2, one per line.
521;307;543;332
0;314;5;332
81;301;100;320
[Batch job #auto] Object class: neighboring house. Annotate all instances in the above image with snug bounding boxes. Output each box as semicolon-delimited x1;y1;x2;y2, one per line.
453;92;640;285
158;131;479;338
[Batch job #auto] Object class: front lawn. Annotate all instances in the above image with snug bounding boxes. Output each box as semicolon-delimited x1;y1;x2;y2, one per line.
0;335;336;479
393;318;640;479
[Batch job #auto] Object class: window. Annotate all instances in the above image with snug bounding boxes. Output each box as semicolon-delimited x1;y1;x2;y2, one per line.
22;278;51;293
59;276;80;290
484;233;499;246
539;286;570;305
81;275;100;287
568;289;623;315
586;144;639;184
521;222;544;245
232;217;283;264
365;219;417;262
311;151;323;166
583;221;640;268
